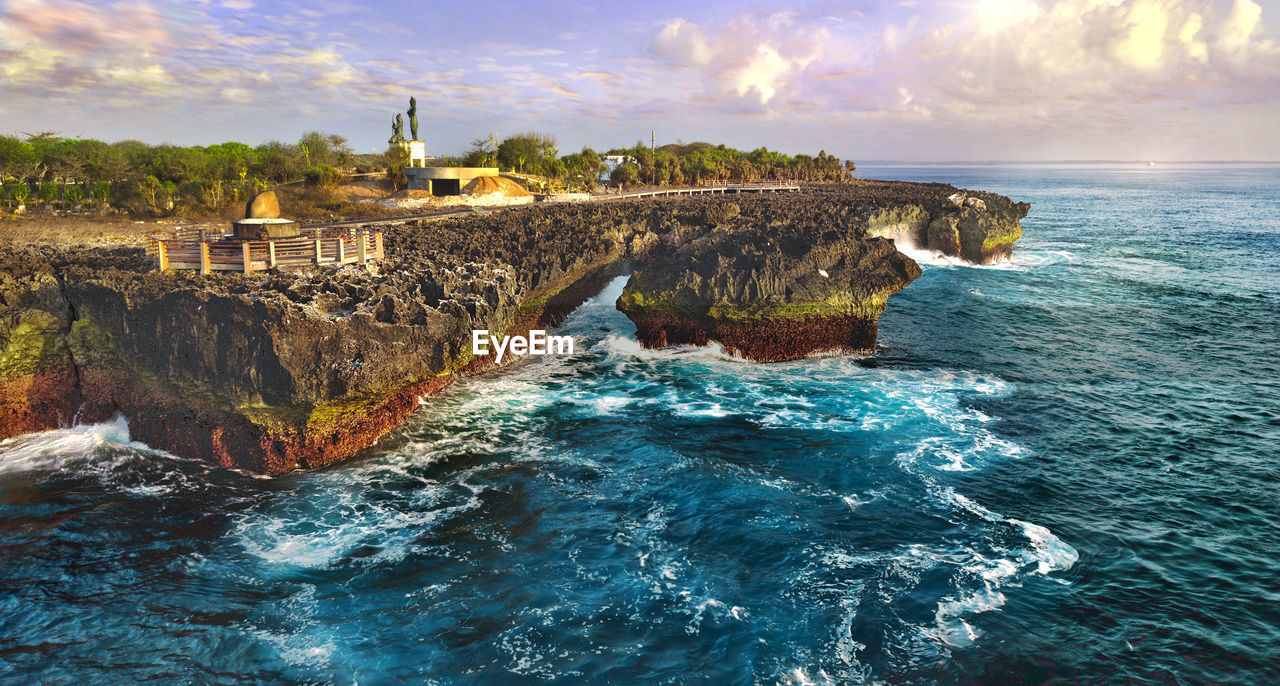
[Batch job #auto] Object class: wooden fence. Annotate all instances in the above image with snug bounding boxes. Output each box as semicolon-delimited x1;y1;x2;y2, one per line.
146;226;384;274
610;182;801;200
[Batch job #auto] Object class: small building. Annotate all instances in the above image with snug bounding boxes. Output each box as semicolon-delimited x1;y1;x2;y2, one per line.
403;165;500;196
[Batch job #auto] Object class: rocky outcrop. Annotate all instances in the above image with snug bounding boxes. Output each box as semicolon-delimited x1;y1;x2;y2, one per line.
0;200;643;473
615;187;928;361
864;189;1029;263
617;231;920;361
0;249;82;436
0;181;1028;473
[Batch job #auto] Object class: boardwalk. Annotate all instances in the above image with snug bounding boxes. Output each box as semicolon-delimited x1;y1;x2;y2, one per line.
147;226;383;274
606;183;800;200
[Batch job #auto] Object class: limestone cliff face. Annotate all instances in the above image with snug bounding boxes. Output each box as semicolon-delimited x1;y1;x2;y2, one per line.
0;181;1028;473
864;190;1029;264
617;229;920;361
1;247;529;473
0;202;638;473
0;250;81;436
614;182;1029;361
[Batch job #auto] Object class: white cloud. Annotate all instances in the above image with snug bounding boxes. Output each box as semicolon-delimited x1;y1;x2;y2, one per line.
652;13;827;106
898;0;1280;119
977;0;1042;37
1219;0;1263;54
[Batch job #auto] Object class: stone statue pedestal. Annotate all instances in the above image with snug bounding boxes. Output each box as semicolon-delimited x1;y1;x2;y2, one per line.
401;140;427;168
233;217;301;240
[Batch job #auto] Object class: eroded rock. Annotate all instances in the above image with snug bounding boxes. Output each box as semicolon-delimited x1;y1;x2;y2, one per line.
245;190;281;219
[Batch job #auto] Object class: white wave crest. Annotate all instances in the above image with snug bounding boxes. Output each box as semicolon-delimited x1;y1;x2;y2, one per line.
0;414;209;495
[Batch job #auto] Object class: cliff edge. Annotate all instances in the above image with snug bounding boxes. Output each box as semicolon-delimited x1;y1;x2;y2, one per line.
615;182;1026;361
0;181;1028;472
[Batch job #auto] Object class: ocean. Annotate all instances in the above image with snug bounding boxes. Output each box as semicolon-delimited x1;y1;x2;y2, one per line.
1;164;1277;683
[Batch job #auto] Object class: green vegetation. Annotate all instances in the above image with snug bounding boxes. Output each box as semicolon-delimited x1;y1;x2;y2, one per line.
706;295;889;321
0;128;857;215
436;134;854;193
604;142;854;188
0;311;65;380
0;131;361;216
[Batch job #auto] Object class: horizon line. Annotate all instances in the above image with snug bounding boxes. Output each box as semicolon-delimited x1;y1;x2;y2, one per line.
858;160;1280;165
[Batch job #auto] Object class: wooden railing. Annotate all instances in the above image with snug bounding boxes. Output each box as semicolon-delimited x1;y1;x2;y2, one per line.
146;226;384;273
605;182;801;200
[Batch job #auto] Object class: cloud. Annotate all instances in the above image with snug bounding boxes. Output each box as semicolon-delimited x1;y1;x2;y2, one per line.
652;13;828;105
571;69;624;87
906;0;1280;111
1;0;1276;159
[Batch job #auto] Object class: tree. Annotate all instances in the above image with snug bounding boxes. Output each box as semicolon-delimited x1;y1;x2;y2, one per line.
559;148;603;191
255;141;304;183
296;131;352;169
610;162;639;188
463;135;496;167
497;132;557;173
383;143;410;191
0;135;40;183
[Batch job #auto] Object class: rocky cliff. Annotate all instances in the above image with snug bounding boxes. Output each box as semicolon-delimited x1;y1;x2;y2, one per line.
864;187;1029;263
615;182;1027;361
617;220;920;361
0;181;1027;473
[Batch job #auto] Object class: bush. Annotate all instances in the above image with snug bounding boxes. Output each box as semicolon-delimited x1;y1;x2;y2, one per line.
609;162;639;188
38;181;58;204
12;183;32;206
305;164;343;188
384;144;409;191
65;185;85;206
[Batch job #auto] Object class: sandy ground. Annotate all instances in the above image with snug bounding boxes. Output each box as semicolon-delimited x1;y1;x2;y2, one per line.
0;177;595;247
0;213;226;248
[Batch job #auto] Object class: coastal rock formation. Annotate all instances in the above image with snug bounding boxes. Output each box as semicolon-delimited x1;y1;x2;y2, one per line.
615;187;930;361
864;189;1029;263
618;231;920;361
0;181;1028;473
0;249;81;437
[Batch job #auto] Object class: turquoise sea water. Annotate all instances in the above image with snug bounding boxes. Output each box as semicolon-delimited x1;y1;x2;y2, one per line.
1;165;1277;683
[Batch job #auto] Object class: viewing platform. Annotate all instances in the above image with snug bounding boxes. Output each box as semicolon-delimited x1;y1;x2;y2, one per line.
146;226;384;274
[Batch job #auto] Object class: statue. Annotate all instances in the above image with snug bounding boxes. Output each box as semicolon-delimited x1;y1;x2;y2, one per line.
389;113;404;144
408;96;419;141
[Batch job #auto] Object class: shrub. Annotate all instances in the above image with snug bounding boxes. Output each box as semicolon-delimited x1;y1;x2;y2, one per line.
384;144;409;191
93;181;110;205
200;179;226;210
305;164;343;188
12;183;31;206
38;181;58;204
66;185;85;206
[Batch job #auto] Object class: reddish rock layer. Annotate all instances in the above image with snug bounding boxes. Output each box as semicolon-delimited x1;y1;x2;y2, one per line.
630;313;880;362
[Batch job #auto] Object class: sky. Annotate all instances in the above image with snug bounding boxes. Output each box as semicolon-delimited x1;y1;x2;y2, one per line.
1;0;1278;161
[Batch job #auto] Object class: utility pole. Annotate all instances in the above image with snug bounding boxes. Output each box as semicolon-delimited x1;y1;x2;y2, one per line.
651;129;656;187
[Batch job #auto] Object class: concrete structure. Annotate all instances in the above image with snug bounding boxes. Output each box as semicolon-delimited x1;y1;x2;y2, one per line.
402;140;427;168
404;166;500;196
232;217;300;240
